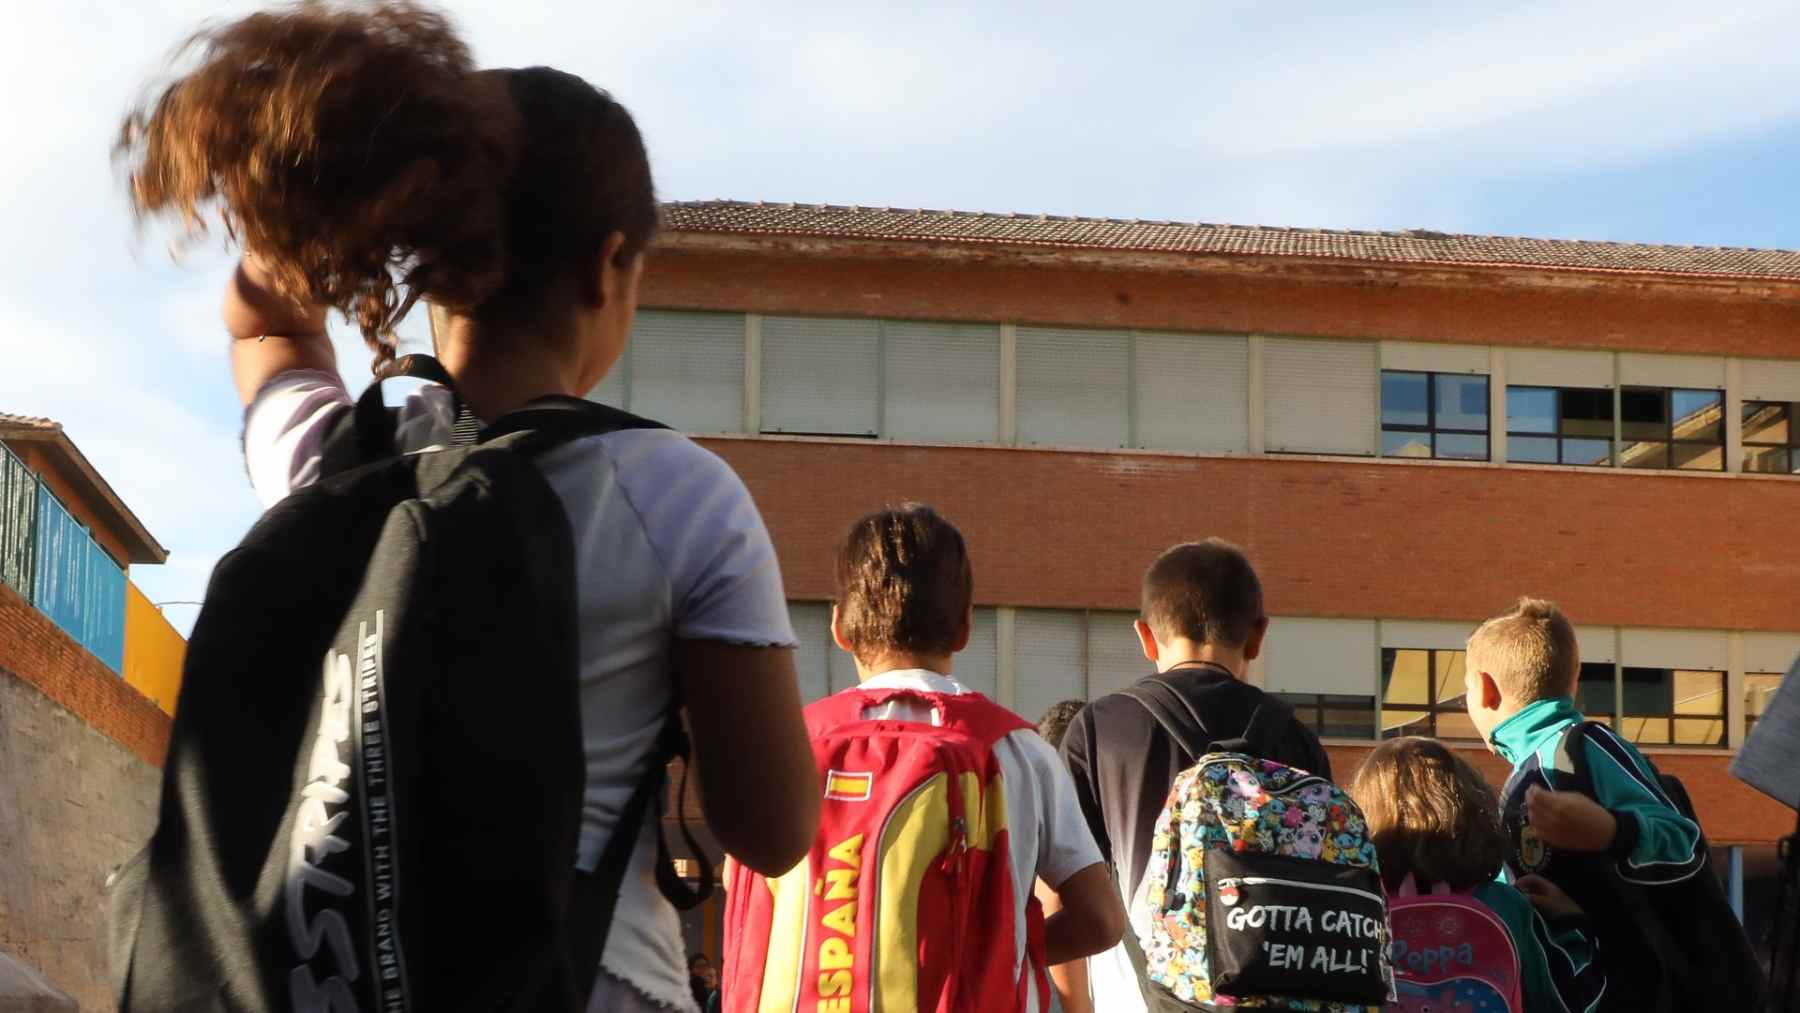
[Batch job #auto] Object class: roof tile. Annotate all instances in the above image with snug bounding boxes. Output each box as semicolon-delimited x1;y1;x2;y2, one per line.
661;201;1800;281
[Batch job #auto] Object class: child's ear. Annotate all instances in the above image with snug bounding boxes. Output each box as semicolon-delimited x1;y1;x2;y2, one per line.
829;604;855;654
1480;670;1504;712
1134;619;1160;665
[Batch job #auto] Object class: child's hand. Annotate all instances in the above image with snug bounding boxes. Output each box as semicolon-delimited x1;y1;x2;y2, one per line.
1514;874;1584;919
1526;785;1618;852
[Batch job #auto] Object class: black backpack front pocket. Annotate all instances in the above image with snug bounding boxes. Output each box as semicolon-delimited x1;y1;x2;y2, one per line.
1204;848;1392;1005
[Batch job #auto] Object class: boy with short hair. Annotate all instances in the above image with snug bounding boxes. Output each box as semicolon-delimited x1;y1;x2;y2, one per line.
724;504;1123;1011
1465;596;1763;1012
1059;539;1331;1012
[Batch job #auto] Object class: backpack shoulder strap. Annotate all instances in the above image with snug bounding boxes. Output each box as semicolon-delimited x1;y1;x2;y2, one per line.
1122;678;1215;760
480;395;668;456
570;713;710;999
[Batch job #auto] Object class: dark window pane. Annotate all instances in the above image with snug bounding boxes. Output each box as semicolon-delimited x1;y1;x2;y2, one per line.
1620;440;1670;470
1743;402;1791;446
1622;667;1674;714
1672;441;1723;472
1509;436;1558;463
1744;445;1791;474
1381;372;1430;428
1321;705;1376;740
1621;388;1669;441
1671;389;1722;443
1578;662;1616;720
1507;387;1557;434
1562;438;1613;467
1436;375;1489;431
1561;388;1614;438
1382;430;1433;458
1435;433;1489;460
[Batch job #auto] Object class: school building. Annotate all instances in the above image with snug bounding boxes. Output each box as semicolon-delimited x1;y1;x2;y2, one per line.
0;413;183;1009
623;200;1800;950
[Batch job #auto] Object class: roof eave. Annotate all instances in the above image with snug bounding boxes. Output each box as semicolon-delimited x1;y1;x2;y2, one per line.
653;227;1800;295
0;426;170;566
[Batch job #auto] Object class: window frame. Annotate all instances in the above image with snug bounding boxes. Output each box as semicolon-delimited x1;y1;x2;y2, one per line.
1741;401;1799;474
1379;647;1480;741
1379;370;1491;461
1618;666;1727;748
1504;385;1615;467
1274;692;1378;741
1747;671;1785;733
1618;386;1725;472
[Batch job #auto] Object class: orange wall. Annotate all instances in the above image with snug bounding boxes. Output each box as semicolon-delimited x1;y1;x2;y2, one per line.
644;244;1800;360
698;437;1800;632
124;582;185;716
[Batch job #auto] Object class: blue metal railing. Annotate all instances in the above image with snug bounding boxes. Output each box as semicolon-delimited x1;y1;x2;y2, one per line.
0;442;126;672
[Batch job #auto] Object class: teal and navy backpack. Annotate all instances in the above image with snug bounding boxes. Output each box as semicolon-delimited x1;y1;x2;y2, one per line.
1127;691;1393;1011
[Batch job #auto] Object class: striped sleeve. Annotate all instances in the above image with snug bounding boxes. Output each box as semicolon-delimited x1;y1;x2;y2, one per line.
1581;726;1706;885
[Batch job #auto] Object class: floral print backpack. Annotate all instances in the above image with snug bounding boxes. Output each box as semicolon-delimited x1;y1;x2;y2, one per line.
1123;685;1394;1012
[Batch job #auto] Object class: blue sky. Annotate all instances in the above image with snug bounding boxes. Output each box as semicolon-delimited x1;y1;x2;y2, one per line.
4;0;1800;630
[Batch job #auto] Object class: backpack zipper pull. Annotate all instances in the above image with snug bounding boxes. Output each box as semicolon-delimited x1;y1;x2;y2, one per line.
943;817;969;874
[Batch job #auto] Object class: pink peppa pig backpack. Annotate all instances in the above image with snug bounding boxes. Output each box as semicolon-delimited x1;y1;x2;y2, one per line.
1386;876;1522;1013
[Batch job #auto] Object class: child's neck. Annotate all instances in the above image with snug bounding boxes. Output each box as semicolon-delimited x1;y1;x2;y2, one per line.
1156;639;1247;681
855;651;954;682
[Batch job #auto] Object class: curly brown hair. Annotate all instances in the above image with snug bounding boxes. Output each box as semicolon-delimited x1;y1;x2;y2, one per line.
1347;736;1506;893
833;504;973;662
117;1;656;374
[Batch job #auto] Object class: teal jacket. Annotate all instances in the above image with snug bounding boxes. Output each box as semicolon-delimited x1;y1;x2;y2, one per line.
1490;697;1705;884
1472;879;1605;1013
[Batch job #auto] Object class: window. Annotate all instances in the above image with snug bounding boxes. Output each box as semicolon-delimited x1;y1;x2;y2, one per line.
1380;371;1489;460
588;310;745;432
1619;667;1726;746
881;321;1002;443
761;316;881;436
1009;609;1148;720
1261;617;1378;739
1747;672;1784;733
1380;649;1479;740
1265;338;1378;456
787;602;857;704
1278;693;1378;740
1743;402;1800;474
1619;387;1724;471
1575;662;1618;727
1506;386;1613;466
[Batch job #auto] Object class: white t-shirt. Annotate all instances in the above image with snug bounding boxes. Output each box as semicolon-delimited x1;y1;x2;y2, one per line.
852;669;1105;1010
244;371;796;1013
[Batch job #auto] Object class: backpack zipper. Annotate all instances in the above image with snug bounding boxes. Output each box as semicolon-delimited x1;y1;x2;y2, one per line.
1214;876;1385;906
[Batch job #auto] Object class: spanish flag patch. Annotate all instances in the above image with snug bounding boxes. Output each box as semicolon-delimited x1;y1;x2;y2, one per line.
823;770;874;802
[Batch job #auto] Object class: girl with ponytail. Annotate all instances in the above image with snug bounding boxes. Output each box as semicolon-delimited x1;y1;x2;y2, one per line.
120;5;819;1009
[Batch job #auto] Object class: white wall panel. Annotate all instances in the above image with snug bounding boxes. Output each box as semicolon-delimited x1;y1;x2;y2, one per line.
1740;359;1800;403
1264;338;1378;455
1505;348;1614;389
1134;332;1250;452
1620;628;1729;671
883;321;1002;443
1262;617;1379;696
628;310;745;432
1380;341;1490;375
1016;326;1130;448
1619;352;1726;391
761;316;880;435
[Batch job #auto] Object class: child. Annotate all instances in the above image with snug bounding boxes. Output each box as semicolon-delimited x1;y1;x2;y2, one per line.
1464;597;1762;1011
724;505;1123;1011
1348;736;1605;1013
1058;539;1332;1012
118;6;818;1010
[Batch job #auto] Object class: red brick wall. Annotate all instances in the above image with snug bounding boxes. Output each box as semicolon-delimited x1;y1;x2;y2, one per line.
644;245;1800;360
1325;742;1788;846
0;580;169;766
699;437;1800;633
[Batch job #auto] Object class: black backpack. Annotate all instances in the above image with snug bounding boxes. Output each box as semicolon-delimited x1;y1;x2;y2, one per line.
1551;721;1767;1013
108;358;709;1012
